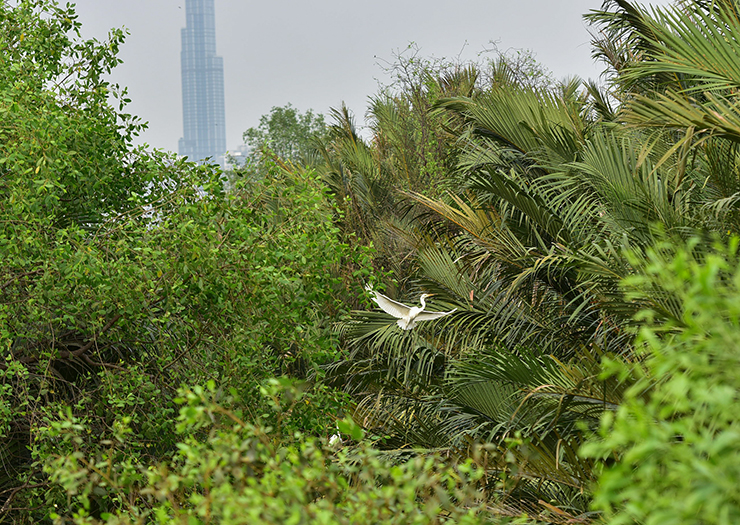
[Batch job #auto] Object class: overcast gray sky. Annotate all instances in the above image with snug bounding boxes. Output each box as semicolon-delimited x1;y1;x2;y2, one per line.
70;0;673;153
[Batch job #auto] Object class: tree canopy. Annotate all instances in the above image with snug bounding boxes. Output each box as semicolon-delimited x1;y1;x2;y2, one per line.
4;0;740;524
241;103;328;169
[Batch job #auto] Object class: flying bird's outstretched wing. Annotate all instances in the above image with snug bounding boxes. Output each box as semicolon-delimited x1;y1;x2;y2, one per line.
365;285;413;319
414;309;457;322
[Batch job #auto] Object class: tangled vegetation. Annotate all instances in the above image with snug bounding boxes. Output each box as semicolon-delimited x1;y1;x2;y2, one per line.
3;0;740;523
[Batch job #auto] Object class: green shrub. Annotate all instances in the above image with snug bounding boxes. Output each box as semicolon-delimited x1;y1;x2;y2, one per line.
41;381;530;525
583;238;740;524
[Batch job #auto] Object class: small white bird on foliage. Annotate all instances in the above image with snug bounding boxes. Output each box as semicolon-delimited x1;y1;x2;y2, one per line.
328;433;343;448
365;284;456;330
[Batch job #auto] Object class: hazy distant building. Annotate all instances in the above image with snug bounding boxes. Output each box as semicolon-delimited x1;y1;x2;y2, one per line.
224;144;252;170
178;0;226;165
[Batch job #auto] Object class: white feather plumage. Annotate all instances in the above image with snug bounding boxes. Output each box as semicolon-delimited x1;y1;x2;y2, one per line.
366;285;456;330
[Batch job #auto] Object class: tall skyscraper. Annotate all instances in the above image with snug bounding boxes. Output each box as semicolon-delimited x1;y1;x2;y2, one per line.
178;0;226;164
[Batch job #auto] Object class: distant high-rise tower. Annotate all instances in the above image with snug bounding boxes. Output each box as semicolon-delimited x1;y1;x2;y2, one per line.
178;0;226;164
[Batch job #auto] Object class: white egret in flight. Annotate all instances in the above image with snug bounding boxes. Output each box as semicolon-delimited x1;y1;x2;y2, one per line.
366;285;456;330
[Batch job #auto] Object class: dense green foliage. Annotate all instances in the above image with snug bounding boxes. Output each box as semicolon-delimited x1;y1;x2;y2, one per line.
308;0;740;520
4;0;740;523
584;238;740;524
0;1;362;522
44;383;499;524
